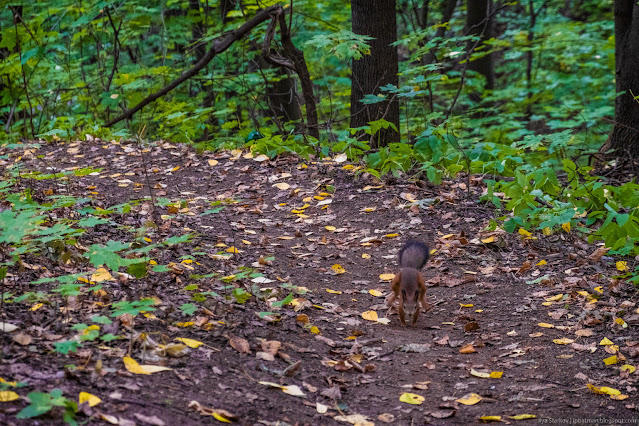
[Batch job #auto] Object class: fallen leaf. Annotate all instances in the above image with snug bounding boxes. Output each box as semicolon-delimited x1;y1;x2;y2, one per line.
0;391;19;402
399;392;424;405
12;333;32;346
79;391;101;407
361;311;378;322
123;357;150;375
0;323;19;333
175;338;204;348
229;336;250;354
459;344;476;354
379;273;395;281
508;414;536;420
331;264;346;274
456;393;482;405
273;182;290;190
553;338;575;345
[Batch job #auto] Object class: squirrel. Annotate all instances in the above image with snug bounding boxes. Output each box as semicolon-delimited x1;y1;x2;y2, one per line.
385;239;430;326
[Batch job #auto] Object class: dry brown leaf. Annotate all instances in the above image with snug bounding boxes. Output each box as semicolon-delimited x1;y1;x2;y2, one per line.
229;336;250;354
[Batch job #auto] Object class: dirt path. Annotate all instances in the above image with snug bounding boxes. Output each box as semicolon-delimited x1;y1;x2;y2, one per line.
1;140;637;425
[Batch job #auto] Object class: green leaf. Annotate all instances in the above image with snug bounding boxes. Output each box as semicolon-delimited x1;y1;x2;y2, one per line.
180;303;197;315
272;292;294;308
54;340;81;354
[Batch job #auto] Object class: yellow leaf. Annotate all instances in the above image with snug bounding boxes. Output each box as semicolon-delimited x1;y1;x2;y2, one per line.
385;233;399;238
379;273;395;281
325;226;336;231
479;416;501;421
310;326;320;334
172;166;180;172
553;338;574;345
207;159;218;166
0;378;18;387
29;303;43;311
615;318;627;327
508;414;536;420
489;371;503;378
536;260;547;266
603;355;618;365
561;222;571;232
545;294;563;302
123;357;150;375
360;207;376;212
369;289;383;297
212;412;232;423
594;286;603;294
342;165;355;170
470;369;491;378
616;261;629;271
456;393;482;405
140;365;172;373
361;311;378;321
460;303;473;308
620;364;636;374
175;338;204;348
481;236;495;243
362;253;371;259
326;288;342;294
331;264;346;274
226;246;240;253
599;386;621;395
538;323;555;328
610;394;629;401
91;267;114;282
79;392;101;407
542;227;552;235
0;391;19;402
399;392;424;405
176;322;194;327
599;337;613;345
518;228;532;237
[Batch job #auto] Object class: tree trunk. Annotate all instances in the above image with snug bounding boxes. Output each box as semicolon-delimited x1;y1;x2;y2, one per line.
608;0;639;158
350;0;400;147
466;0;494;90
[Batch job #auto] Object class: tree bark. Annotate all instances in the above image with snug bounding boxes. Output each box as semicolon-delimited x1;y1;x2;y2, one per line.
350;0;400;147
466;0;494;90
608;0;639;158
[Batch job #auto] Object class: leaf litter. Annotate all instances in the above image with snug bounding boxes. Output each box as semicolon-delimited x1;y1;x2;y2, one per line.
0;140;637;424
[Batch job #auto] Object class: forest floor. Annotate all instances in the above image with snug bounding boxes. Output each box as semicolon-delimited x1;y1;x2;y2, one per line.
1;139;638;425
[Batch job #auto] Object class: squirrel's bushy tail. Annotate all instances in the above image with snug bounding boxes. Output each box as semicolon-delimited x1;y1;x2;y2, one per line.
399;239;429;269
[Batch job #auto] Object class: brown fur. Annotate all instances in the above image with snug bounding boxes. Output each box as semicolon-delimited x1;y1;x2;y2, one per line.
385;240;430;326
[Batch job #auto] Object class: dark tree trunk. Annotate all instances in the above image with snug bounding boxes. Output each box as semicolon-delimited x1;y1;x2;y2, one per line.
350;0;400;147
189;0;206;63
268;74;302;122
608;0;639;158
466;0;494;90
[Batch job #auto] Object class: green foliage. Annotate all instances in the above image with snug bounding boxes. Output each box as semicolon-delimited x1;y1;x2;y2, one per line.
110;299;157;317
16;389;77;425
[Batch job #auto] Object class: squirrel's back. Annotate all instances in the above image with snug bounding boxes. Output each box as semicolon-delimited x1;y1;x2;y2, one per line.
399;239;429;269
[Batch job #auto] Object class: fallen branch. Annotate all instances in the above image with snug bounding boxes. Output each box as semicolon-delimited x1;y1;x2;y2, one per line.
103;5;281;127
